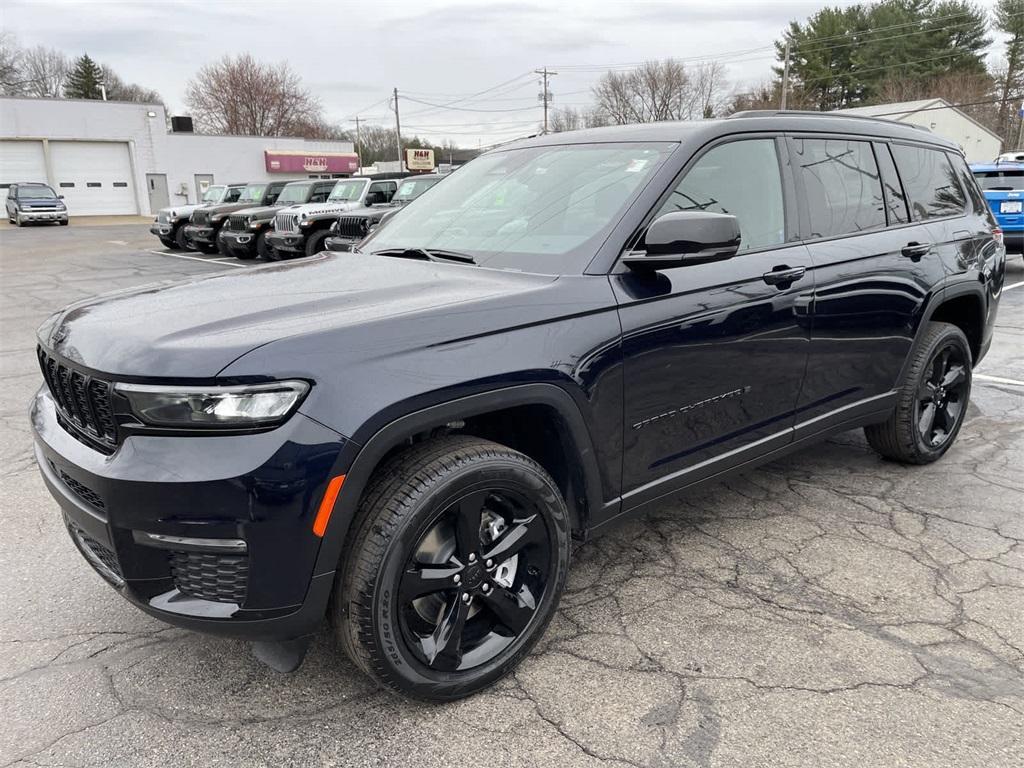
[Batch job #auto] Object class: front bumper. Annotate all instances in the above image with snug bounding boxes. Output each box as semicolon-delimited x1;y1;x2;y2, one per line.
18;209;68;222
218;228;258;256
324;236;357;252
184;224;217;246
31;387;352;640
266;231;306;253
149;220;182;238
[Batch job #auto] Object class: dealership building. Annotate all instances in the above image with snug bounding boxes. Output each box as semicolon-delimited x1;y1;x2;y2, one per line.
0;96;357;216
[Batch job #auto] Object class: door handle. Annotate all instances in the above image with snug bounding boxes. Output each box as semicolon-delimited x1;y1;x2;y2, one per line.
762;265;806;286
901;241;932;260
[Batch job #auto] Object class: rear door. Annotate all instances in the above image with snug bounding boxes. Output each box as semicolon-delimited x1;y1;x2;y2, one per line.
791;135;941;433
613;135;813;506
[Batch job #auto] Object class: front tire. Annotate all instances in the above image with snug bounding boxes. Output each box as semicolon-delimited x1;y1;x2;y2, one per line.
305;230;329;258
335;436;570;701
865;321;972;464
174;223;191;250
159;236;177;249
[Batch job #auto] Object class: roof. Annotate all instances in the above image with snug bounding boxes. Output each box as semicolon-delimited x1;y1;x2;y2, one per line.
507;112;958;152
837;98;1001;142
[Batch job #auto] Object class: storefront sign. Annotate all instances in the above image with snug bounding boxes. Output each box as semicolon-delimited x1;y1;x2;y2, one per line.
406;148;436;171
264;151;360;174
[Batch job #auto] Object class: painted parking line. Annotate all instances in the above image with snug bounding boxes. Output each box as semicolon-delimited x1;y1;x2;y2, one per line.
144;249;245;268
1003;280;1024;293
974;373;1024;387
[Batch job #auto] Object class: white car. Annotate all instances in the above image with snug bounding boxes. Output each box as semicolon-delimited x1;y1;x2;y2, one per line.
270;177;402;237
150;183;245;250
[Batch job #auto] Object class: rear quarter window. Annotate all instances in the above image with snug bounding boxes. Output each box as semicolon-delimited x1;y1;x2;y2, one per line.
890;144;966;220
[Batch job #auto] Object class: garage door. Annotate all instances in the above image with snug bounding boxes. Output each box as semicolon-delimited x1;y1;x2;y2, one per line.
49;141;137;215
0;140;47;188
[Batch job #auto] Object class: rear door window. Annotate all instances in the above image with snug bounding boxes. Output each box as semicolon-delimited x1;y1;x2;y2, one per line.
791;138;886;238
890;144;965;220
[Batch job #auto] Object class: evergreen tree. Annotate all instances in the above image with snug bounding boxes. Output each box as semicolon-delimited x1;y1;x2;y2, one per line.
64;53;103;99
995;0;1024;145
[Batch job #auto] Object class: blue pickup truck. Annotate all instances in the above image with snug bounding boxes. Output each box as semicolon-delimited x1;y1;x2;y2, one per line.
971;162;1024;254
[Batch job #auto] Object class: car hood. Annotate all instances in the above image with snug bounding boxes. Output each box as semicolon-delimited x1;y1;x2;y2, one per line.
38;252;558;378
158;203;200;217
17;196;62;206
203;201;262;216
233;204;282;220
284;200;364;218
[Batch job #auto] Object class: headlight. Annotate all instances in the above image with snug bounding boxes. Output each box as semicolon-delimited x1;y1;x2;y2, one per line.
114;381;310;428
300;219;313;227
249;218;261;229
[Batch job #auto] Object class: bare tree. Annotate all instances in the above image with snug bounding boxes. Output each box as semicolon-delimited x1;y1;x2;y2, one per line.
20;46;68;97
550;106;583;133
0;31;24;95
687;61;729;119
184;54;323;137
592;59;729;124
99;65;162;103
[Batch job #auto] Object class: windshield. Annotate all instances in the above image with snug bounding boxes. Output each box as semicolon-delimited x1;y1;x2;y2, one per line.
201;185;226;203
237;183;267;203
276;182;313;204
394;177;440;202
974;170;1024;191
328;179;368;202
17;185;57;199
362;142;675;273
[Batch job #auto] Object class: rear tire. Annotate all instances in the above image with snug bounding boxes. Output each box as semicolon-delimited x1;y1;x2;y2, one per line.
335;435;570;701
865;321;972;464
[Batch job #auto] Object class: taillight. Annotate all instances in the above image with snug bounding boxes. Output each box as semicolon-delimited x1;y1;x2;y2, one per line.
992;226;1004;247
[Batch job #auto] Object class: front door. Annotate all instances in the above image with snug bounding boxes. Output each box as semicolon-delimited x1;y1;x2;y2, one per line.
613;137;813;509
146;173;169;213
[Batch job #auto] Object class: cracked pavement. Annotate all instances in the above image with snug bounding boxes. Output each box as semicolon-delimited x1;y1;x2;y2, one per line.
1;224;1022;767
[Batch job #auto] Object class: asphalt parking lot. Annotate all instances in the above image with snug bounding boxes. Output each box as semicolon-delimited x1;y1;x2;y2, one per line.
1;221;1022;768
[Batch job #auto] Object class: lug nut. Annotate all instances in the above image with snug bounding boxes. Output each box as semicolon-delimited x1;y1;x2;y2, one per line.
486;559;494;568
481;583;491;593
461;593;471;603
468;553;477;563
453;574;461;584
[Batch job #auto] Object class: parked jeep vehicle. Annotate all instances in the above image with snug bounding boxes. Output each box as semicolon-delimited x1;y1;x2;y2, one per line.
219;179;337;261
32;113;1004;702
6;182;68;226
184;180;294;254
971;162;1024;254
150;183;245;250
325;174;444;252
266;174;408;258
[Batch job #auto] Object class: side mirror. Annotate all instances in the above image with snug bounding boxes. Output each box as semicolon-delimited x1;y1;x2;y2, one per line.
365;191;384;206
58;195;65;200
624;211;741;271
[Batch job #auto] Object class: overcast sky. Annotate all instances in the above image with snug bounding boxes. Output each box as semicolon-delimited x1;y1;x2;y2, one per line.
1;0;1005;146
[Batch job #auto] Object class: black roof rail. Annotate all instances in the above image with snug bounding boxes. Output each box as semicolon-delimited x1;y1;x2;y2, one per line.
727;109;932;133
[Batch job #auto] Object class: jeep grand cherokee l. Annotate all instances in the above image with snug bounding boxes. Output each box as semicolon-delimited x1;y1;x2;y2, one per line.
219;179;337;261
31;113;1004;702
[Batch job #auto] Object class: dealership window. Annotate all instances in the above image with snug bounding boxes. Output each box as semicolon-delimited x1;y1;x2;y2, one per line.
656;138;785;252
890;144;965;220
792;138;886;238
86;182;101;188
113;181;128;188
59;182;75;188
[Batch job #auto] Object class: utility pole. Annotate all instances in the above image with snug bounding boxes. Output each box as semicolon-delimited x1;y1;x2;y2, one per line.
780;37;791;111
393;87;403;169
354;116;363;170
535;67;557;134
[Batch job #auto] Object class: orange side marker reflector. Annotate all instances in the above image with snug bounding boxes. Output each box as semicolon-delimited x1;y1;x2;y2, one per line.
313;475;346;538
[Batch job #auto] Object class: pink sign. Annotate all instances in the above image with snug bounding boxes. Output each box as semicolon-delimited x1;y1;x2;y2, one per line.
264;151;360;174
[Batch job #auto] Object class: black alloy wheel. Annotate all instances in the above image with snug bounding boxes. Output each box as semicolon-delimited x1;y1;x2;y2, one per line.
865;321;972;464
916;343;969;450
336;436;570;700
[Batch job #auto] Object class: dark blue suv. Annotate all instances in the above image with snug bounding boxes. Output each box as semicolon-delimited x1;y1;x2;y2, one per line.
32;112;1005;701
971;162;1024;254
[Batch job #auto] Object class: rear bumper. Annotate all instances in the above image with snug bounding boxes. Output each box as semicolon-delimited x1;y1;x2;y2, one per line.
31;387;352;641
266;231;306;253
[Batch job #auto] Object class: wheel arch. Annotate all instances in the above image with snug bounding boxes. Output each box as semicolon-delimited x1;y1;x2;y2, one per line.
922;282;986;365
311;383;604;579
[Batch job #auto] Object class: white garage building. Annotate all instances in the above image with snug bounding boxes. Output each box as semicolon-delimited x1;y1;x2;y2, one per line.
0;97;356;216
838;98;1003;164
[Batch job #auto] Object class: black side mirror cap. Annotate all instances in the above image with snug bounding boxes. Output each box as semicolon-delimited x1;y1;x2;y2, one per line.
624;211;741;271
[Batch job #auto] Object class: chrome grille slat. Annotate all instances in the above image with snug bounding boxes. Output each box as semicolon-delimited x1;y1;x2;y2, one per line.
274;213;300;233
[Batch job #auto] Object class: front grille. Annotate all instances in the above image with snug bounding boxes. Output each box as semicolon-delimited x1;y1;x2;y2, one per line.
38;347;118;451
226;214;248;232
53;462;105;510
336;216;371;238
169;551;249;604
274;213;300;233
192;209;210;225
68;522;123;587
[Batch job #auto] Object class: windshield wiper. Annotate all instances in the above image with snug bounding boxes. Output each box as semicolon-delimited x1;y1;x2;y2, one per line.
371;247;476;264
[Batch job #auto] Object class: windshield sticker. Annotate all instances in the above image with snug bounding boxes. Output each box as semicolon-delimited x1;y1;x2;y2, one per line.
625;158;650;173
